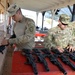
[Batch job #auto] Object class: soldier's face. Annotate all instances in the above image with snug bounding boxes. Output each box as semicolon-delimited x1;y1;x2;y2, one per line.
12;14;18;22
12;12;20;22
58;21;67;30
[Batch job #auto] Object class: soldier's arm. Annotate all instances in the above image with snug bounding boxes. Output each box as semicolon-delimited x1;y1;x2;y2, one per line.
44;27;64;52
8;19;36;45
43;28;59;49
67;22;75;51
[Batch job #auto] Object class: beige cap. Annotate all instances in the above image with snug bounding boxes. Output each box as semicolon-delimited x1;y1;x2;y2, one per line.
7;4;20;17
59;14;70;25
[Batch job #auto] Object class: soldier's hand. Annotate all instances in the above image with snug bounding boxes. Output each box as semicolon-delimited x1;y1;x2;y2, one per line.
67;45;75;52
56;46;64;53
1;38;9;45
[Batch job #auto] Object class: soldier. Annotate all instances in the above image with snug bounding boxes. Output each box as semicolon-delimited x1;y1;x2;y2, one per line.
43;14;75;53
1;4;36;50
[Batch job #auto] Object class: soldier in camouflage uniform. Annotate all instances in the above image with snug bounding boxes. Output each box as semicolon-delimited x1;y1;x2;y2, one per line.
43;14;75;53
1;4;36;50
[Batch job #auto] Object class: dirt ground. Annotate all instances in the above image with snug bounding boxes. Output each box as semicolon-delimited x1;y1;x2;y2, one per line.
1;46;14;75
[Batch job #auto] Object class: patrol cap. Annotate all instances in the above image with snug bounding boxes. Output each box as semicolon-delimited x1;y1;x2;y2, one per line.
59;14;70;25
7;4;20;17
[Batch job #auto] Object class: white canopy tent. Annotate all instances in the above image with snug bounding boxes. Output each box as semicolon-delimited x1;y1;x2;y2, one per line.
9;0;75;29
10;0;75;12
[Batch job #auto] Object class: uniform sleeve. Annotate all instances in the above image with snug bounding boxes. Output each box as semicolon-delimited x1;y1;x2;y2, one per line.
43;28;59;49
9;19;36;45
67;22;75;47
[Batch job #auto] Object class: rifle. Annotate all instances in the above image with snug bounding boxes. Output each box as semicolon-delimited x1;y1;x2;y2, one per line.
51;48;75;70
73;51;75;56
10;33;16;38
64;48;75;61
10;31;16;38
0;32;16;54
0;44;9;54
22;49;38;75
41;48;67;75
32;48;50;72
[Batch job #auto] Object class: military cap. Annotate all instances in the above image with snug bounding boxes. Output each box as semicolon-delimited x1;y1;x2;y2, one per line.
59;14;70;25
7;4;20;17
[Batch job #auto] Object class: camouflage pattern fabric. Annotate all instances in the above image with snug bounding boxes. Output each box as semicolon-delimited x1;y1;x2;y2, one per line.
9;16;36;49
43;25;75;49
59;14;70;24
68;21;75;36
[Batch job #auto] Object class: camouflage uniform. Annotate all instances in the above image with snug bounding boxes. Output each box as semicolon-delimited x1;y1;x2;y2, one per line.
44;26;75;49
43;14;75;49
7;4;36;50
9;16;35;49
68;21;75;36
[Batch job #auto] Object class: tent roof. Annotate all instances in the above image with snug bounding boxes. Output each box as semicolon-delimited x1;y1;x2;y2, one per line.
11;0;75;12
